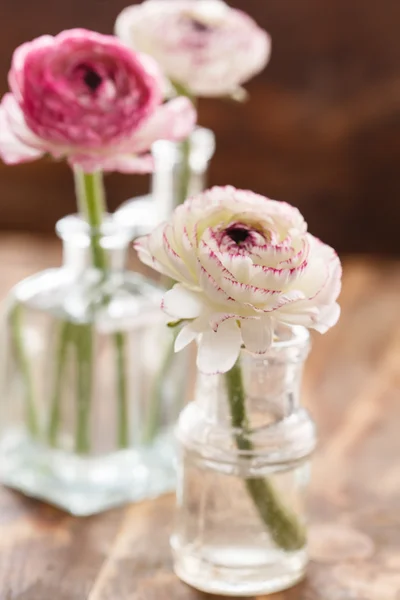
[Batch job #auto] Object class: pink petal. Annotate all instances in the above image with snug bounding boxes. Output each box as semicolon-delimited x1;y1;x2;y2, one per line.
197;319;242;374
124;96;196;154
8;36;54;100
68;152;154;174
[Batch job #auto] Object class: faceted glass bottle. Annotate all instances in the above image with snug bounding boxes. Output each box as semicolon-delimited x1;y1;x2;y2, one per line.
115;127;216;237
0;215;189;515
172;326;316;596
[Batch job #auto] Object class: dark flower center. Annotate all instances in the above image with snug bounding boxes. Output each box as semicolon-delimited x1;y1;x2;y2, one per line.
190;19;211;32
226;226;251;245
83;68;102;91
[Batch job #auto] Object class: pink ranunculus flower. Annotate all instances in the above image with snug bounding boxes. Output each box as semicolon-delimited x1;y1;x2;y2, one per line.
115;0;271;98
0;29;196;173
135;186;342;374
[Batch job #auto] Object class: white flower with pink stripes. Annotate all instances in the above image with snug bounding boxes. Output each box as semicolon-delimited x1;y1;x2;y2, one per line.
115;0;271;98
135;186;342;374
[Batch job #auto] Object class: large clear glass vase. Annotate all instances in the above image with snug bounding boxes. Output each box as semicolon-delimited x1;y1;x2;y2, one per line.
171;326;316;596
0;215;190;515
115;127;216;237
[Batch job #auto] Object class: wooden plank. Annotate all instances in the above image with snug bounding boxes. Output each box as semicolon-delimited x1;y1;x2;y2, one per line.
0;244;399;599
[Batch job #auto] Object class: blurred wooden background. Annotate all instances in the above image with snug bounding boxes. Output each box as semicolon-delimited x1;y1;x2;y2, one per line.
0;0;399;253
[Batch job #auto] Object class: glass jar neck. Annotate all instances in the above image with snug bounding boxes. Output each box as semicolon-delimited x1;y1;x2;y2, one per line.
56;214;134;272
195;326;310;429
151;126;215;222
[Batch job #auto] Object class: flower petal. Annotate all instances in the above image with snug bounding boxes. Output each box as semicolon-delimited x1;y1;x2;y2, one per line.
198;266;236;307
240;317;273;354
162;284;203;319
68;152;154;174
0;95;44;164
197;318;242;374
135;224;186;280
123;96;197;154
175;323;198;352
312;302;341;333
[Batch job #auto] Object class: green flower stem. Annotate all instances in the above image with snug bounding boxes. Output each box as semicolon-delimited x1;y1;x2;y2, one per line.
74;324;93;454
47;321;73;447
177;135;192;207
74;168;107;270
73;167;129;452
171;82;197;207
115;331;129;449
225;358;306;552
10;303;38;438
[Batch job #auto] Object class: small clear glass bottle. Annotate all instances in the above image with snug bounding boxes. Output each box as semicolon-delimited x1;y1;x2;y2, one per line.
0;215;189;516
171;326;316;596
115;127;216;237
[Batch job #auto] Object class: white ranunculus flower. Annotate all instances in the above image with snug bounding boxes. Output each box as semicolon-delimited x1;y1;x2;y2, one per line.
115;0;271;98
135;186;342;374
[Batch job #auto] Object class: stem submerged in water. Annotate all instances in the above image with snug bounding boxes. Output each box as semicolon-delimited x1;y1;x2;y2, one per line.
10;304;38;438
74;324;93;454
47;321;73;447
225;358;306;552
115;331;129;449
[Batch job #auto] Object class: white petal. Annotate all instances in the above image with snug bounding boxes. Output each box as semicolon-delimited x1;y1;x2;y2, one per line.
209;312;237;332
175;323;199;352
0;95;44;164
221;253;252;284
163;226;196;284
276;307;319;328
198;266;236;307
312;302;341;333
135;223;185;281
240;318;273;354
134;228;177;279
162;284;203;319
197;319;242;374
2;94;47;151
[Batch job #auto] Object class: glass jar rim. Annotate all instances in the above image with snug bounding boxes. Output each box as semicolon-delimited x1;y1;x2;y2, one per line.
56;214;134;249
152;126;216;163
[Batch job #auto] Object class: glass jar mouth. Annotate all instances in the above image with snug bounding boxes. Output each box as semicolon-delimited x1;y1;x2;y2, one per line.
239;326;310;366
152;126;216;166
56;214;134;250
269;325;310;349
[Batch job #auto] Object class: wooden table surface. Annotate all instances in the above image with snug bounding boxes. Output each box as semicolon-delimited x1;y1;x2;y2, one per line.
1;235;399;600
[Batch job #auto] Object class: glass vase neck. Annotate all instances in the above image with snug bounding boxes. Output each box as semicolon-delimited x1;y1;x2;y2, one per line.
185;326;313;461
152;126;216;222
56;214;134;272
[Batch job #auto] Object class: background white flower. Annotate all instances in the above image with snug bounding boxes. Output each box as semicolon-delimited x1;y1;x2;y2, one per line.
115;0;271;98
135;186;342;374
